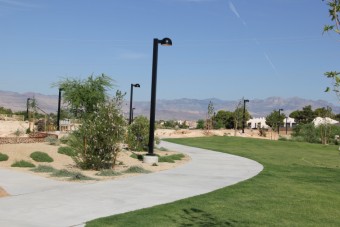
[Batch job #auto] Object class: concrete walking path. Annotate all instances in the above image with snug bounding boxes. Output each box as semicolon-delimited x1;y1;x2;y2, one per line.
0;141;263;227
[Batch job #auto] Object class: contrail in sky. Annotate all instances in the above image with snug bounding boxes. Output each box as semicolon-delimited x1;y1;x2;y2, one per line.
228;1;247;26
228;0;278;76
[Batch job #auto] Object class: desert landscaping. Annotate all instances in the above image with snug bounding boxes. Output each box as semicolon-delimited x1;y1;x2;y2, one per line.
0;120;195;198
0;119;289;198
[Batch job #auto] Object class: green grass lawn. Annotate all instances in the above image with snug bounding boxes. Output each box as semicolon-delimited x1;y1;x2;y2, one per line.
86;137;340;227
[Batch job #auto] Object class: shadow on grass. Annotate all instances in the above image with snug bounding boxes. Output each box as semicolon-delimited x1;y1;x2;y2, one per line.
166;208;238;226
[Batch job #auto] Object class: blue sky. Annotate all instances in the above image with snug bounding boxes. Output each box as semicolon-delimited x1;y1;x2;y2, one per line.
0;0;338;104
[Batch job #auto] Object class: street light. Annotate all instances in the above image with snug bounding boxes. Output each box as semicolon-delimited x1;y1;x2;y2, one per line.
129;83;140;125
148;37;172;157
242;99;249;133
57;88;63;131
285;117;288;135
278;108;283;135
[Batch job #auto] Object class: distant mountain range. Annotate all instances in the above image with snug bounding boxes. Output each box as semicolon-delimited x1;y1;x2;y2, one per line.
0;90;339;120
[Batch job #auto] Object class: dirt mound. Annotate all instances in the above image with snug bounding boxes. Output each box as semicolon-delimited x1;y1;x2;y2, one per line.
0;187;9;197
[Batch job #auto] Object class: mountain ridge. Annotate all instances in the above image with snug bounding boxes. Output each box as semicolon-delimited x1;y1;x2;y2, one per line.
0;90;338;120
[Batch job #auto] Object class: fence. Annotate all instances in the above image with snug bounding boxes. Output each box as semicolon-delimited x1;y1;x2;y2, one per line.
0;114;25;121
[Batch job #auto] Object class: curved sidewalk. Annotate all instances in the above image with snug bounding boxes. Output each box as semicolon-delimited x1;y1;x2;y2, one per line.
0;141;263;227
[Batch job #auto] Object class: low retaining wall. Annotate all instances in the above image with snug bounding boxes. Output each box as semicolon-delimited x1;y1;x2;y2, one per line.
0;134;58;144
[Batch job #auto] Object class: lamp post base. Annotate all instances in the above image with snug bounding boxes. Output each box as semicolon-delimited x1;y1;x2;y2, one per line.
143;155;158;164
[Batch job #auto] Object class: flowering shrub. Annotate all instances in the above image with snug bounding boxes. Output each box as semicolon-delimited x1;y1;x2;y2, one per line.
127;116;149;151
69;95;126;170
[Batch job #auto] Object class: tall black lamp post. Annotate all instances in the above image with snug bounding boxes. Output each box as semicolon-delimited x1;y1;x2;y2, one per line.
278;108;283;135
242;99;249;133
285;117;288;135
129;83;140;125
57;88;63;131
148;37;172;156
132;107;135;123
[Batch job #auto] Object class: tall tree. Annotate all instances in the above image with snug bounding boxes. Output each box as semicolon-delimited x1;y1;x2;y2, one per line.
289;105;317;124
205;101;214;132
323;0;340;101
214;110;234;129
266;110;286;132
53;74;114;118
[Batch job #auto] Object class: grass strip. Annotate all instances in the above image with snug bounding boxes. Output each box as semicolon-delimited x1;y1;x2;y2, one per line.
87;137;340;227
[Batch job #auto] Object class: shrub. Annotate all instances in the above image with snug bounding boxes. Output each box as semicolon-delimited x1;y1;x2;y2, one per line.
124;166;150;174
292;123;340;144
45;136;60;146
96;169;122;176
69;97;126;170
11;160;35;168
159;153;185;163
0;153;9;161
130;153;143;161
292;123;319;143
58;146;76;157
30;151;54;163
70;173;95;181
31;165;56;173
127;116;150;151
59;136;69;144
50;169;74;177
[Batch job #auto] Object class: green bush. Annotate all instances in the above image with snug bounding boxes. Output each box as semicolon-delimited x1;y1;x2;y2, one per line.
58;146;76;157
124;166;150;174
45;136;60;146
0;153;9;161
96;169;122;176
31;165;56;173
292;123;340;144
159;153;185;163
11;160;35;168
292;123;319;143
130;153;143;161
69;97;126;170
50;169;74;177
127;116;150;151
59;136;69;144
30;151;54;163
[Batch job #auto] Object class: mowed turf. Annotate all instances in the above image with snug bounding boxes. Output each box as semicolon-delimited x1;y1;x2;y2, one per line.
87;137;340;227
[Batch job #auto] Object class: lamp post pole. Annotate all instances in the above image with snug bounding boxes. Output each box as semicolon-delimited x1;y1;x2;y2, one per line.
242;99;249;133
278;108;283;135
148;37;172;156
129;83;140;125
132;108;135;123
286;117;288;135
57;88;63;131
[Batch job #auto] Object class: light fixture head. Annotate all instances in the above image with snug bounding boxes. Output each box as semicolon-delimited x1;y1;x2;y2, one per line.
159;37;172;46
134;83;140;88
244;99;249;103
